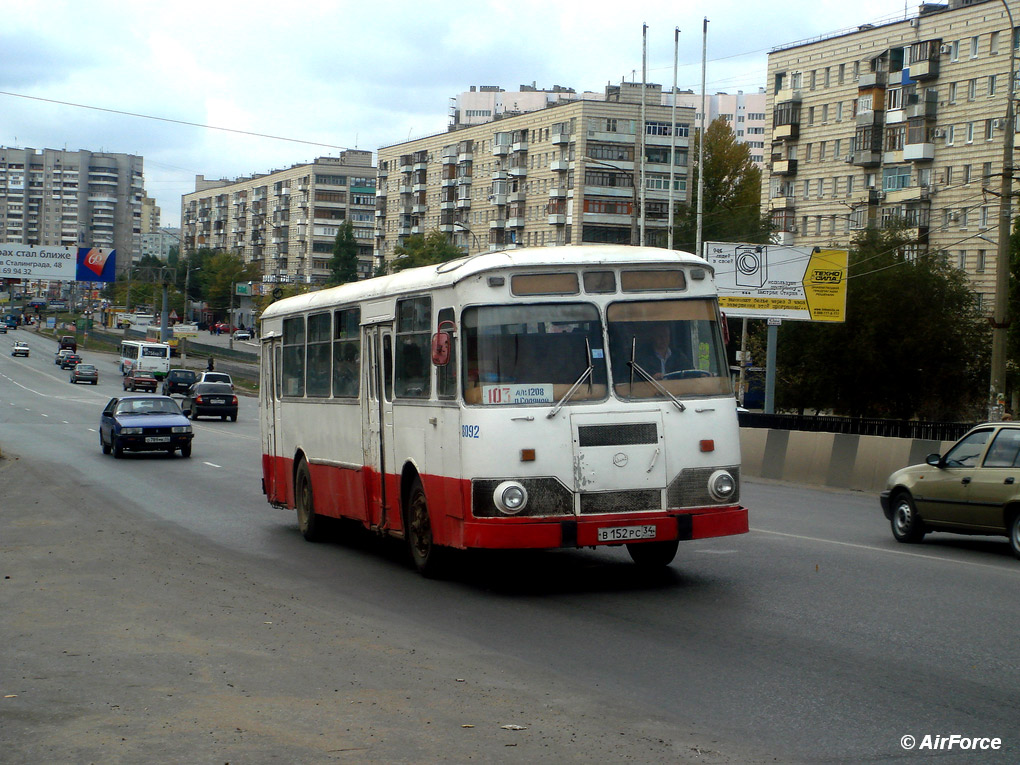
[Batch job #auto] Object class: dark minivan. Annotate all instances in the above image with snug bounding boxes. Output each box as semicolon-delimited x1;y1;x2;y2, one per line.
161;368;198;396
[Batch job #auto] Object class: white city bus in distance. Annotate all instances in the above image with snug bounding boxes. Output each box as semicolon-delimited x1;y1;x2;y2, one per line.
259;245;748;575
119;340;172;379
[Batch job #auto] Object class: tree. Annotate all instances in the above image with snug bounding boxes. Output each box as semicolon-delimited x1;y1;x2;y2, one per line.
757;225;989;420
200;251;261;316
327;220;360;285
672;117;771;252
389;230;464;272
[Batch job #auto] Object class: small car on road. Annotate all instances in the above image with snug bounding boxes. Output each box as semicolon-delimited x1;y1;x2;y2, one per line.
161;368;198;396
233;328;252;341
123;368;158;392
11;340;29;357
60;353;83;369
0;323;6;334
70;363;99;385
99;395;193;458
197;371;234;389
55;348;74;365
881;422;1020;558
181;382;238;421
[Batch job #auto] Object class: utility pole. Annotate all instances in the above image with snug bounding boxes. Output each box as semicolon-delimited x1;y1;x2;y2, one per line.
990;0;1017;420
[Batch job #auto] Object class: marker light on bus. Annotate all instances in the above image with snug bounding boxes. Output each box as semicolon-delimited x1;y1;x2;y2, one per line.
708;470;736;502
493;481;529;515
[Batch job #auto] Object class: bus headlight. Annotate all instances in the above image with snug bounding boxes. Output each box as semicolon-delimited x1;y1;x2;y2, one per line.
492;481;528;515
708;469;736;502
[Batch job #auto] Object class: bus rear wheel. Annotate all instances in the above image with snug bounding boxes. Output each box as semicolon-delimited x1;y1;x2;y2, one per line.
627;539;679;567
406;478;447;577
295;460;324;542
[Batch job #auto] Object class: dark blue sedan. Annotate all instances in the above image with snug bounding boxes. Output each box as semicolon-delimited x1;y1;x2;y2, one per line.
99;395;194;458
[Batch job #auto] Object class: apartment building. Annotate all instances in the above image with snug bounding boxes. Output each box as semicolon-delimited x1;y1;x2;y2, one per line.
0;147;144;269
765;0;1020;306
377;83;694;265
140;227;179;260
671;90;768;166
180;151;376;285
451;83;598;127
140;196;160;234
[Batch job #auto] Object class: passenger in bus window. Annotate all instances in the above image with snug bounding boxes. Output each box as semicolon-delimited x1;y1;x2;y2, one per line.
637;323;691;379
334;343;359;396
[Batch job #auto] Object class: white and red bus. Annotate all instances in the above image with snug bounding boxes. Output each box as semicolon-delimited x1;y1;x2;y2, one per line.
259;245;748;575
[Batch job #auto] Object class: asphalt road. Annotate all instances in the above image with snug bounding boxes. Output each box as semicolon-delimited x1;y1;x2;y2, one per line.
2;333;1018;763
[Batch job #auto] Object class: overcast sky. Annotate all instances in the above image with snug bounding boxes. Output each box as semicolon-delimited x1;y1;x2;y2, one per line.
2;0;908;227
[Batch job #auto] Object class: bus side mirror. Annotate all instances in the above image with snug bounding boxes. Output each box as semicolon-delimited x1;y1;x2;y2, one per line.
431;320;456;366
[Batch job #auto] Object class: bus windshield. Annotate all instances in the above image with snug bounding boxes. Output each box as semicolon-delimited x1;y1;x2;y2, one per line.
462;303;607;406
607;299;732;399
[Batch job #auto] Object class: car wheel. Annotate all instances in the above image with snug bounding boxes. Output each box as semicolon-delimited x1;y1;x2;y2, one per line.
406;477;448;577
1009;512;1020;559
221;414;227;421
295;460;325;542
627;539;680;567
101;433;111;455
113;439;124;459
180;442;192;458
891;492;926;543
230;414;237;422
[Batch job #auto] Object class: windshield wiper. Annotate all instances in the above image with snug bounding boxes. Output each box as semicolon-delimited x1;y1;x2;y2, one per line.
628;338;686;412
546;338;594;419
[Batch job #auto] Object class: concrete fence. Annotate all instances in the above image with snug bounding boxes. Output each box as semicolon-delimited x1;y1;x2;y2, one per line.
739;428;957;493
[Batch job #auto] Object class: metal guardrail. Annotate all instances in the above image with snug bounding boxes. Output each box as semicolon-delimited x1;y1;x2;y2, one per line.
737;412;975;442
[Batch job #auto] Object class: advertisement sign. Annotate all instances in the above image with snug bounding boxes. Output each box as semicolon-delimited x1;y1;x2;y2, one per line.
704;242;848;323
0;243;117;282
76;248;117;282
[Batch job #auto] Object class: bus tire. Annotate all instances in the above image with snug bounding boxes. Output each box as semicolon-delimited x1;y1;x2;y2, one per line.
627;539;679;567
406;477;447;577
295;460;325;542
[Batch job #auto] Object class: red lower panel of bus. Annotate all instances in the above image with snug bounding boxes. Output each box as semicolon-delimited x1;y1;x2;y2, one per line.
262;454;748;550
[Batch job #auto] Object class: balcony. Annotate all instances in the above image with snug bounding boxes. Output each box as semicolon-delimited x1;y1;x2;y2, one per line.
412;203;428;214
551;129;570;145
857;71;886;89
548;187;567;198
440;200;456;210
458;149;473;163
770;195;794;210
491;170;508;181
511;138;528;153
412;183;428;194
489;219;506;229
550;159;570;172
399;160;413;174
547;213;567;225
413;161;428;172
771;159;798;176
490;193;507;206
442;177;457;188
507;216;525;228
905;99;937;120
508;166;527;178
492;142;510;157
457;176;472;186
509;191;526;203
909;58;939;81
851;150;882;167
773;123;799;141
885;185;931;204
856;109;884;126
399;184;413;195
442;146;458;164
903;142;935;161
775;87;802;104
456;198;471;209
439;223;454;233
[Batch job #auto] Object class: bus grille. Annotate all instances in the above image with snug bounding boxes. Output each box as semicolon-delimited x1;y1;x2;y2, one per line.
666;466;741;507
577;423;658;447
472;477;574;518
579;490;662;514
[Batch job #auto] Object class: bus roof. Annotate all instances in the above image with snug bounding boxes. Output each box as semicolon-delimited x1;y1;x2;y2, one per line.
261;245;710;321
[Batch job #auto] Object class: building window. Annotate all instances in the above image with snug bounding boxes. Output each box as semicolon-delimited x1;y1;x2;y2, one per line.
882;165;911;191
977;250;986;272
947;124;955;145
968;79;977;101
966;122;975;143
989;74;998;96
949;82;957;104
970;36;980;59
991;30;1000;55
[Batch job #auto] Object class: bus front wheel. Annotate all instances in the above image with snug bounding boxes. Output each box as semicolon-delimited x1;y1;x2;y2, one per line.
295;460;325;542
406;478;447;577
627;539;679;567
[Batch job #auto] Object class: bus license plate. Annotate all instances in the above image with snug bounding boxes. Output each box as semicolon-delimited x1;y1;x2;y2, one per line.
597;524;656;542
145;436;170;443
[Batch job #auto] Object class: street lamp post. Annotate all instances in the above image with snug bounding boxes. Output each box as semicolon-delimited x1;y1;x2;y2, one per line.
453;222;481;252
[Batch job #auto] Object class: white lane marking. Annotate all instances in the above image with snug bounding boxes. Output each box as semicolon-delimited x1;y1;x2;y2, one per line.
87;428;96;432
63;420;69;424
40;413;48;417
203;461;221;468
752;527;1018;573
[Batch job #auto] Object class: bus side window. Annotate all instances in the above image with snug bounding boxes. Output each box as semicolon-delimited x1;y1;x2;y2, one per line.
382;334;393;401
436;307;457;399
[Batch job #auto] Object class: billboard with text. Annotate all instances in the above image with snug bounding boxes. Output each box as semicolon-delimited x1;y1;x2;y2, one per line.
0;243;116;282
704;242;848;322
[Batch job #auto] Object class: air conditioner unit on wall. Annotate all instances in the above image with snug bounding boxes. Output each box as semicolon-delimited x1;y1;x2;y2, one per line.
993;118;1005;129
932;128;945;138
939;43;951;54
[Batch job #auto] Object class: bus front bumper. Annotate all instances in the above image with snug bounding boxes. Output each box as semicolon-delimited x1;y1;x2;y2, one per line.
460;506;748;550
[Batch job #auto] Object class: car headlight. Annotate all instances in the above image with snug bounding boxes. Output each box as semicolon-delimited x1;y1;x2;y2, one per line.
171;426;192;433
121;427;143;435
492;481;529;515
708;469;736;502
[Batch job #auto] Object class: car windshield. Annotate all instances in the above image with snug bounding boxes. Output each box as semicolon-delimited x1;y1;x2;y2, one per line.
204;373;231;383
115;398;180;415
196;383;233;394
77;365;96;372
